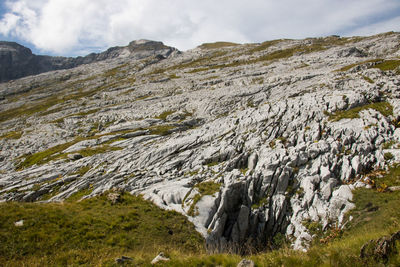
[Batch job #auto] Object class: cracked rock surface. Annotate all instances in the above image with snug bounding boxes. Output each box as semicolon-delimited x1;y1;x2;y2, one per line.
1;33;400;251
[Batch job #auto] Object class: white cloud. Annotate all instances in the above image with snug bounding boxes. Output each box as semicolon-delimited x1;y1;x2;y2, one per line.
0;13;19;35
0;0;399;56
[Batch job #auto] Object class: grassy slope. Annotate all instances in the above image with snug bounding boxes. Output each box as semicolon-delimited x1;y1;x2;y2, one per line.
0;193;204;266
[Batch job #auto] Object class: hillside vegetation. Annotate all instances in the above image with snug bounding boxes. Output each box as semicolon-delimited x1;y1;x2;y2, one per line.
0;193;203;266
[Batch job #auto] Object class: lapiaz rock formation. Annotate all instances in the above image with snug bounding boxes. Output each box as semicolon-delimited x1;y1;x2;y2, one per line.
0;32;400;252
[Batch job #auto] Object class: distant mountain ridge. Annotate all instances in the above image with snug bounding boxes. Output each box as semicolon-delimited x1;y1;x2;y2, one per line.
0;40;178;83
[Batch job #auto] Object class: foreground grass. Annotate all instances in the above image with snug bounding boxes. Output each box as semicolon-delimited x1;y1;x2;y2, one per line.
0;193;204;266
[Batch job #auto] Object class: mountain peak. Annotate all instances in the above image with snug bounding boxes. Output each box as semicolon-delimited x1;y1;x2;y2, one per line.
0;41;32;56
127;39;175;53
130;39;154;45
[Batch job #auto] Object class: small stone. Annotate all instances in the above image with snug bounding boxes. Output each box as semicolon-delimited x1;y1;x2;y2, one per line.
151;252;170;265
107;192;121;204
237;259;255;267
14;220;24;227
388;186;400;192
115;256;133;264
68;153;83;160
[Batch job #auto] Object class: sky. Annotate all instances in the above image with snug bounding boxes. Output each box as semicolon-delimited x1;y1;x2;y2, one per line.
0;0;399;57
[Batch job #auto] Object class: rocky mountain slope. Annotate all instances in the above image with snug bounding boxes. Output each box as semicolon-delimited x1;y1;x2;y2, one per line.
0;40;177;83
0;32;400;252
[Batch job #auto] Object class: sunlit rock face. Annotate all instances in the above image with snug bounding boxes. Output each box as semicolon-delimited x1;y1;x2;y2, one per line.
1;32;400;252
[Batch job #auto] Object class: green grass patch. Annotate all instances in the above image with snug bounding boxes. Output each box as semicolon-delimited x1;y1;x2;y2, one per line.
0;193;204;266
1;71;125;123
198;42;240;49
384;152;394;161
16;138;84;170
0;131;22;140
101;137;127;145
302;220;324;238
196;182;221;196
252;77;264;84
89;122;100;134
186;170;200;176
187;67;210;73
216;111;229;119
40;184;62;201
249;39;284;53
102;63;129;78
328;101;393;122
247;100;256;108
269;136;287;148
162;253;242;266
251;196;269;209
188;182;221;216
382;140;396;149
156;110;175;121
168;73;180;79
0;84;110;123
372;60;400;71
17;135;124;170
148;125;176;136
372;164;400;189
362;76;374;83
240;168;249;175
206;161;219;167
66;188;94;202
148;68;166;75
134;94;152;101
335;59;383;72
74;166;91;176
51;117;65;124
0;97;62;123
